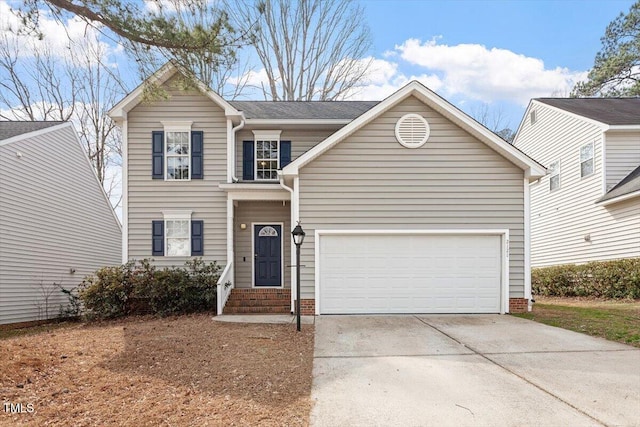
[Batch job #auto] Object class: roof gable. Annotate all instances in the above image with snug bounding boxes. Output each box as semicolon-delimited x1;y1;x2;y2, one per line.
108;61;241;121
282;81;546;179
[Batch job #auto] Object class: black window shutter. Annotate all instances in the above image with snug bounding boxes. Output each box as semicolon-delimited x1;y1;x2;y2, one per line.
280;141;291;167
152;131;164;179
152;221;164;256
191;220;204;256
191;131;203;179
243;140;254;181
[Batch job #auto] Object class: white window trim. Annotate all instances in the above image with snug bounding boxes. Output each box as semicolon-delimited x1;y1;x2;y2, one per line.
549;159;561;192
162;121;193;181
253;130;282;182
162;210;192;257
579;141;595;179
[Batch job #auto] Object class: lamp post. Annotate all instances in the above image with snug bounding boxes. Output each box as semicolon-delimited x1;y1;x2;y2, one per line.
291;222;306;331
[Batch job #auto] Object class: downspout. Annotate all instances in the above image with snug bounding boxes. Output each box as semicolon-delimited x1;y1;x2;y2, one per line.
278;171;296;313
230;117;245;183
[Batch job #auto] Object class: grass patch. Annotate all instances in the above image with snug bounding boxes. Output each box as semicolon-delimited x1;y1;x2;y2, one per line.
514;297;640;347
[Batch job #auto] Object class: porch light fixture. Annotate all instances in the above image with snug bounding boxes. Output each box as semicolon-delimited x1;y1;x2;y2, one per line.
291;222;306;331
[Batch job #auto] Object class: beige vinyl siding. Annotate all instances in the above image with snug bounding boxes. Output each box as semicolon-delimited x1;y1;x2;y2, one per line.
298;96;525;300
605;131;640;189
515;103;640;266
235;128;335;179
0;125;121;325
127;75;227;267
233;201;291;288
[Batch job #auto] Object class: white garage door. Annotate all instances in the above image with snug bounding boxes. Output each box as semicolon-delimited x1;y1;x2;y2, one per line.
318;233;503;314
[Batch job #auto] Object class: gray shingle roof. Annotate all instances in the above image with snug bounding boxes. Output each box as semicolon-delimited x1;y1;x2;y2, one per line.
598;165;640;203
229;101;380;120
0;121;65;141
535;98;640;126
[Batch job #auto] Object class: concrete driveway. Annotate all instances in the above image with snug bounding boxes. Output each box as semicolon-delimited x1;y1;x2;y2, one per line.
310;315;640;427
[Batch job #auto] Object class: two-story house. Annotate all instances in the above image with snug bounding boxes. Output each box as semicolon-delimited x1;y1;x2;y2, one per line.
109;62;545;315
514;98;640;267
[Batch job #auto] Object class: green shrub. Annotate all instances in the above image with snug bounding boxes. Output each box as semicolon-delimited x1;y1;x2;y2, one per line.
532;258;640;299
78;258;220;320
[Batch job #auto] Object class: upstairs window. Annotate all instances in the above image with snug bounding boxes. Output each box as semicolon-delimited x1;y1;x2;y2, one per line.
256;140;279;180
530;110;537;125
166;131;190;180
151;121;203;181
549;160;560;191
580;142;594;178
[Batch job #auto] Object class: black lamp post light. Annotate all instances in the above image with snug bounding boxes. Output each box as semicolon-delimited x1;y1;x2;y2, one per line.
291;222;306;331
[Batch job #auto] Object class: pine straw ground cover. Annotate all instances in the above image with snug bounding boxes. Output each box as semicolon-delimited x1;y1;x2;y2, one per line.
0;315;314;426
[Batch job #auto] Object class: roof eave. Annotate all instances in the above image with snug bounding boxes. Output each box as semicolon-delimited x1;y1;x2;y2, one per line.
596;189;640;206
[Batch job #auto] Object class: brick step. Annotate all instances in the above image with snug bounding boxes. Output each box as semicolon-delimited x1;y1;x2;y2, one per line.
223;306;292;314
224;299;290;307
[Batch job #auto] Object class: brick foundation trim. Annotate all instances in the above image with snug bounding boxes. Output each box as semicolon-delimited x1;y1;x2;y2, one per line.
509;298;529;313
300;299;315;315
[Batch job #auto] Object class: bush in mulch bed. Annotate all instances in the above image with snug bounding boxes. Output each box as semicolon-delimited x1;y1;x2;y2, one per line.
77;258;220;320
532;258;640;299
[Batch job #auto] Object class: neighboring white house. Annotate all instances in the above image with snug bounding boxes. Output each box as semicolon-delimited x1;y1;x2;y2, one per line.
110;62;546;315
514;98;640;267
0;122;122;326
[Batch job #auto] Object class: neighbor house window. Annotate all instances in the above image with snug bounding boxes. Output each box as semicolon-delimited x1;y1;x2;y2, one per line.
530;110;537;125
580;142;594;178
549;160;560;191
163;121;193;180
253;130;281;181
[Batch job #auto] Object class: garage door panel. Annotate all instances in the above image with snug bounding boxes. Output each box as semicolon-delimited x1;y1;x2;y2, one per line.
319;234;502;314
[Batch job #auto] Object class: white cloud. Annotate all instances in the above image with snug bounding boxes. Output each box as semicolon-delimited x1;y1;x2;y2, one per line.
395;38;586;105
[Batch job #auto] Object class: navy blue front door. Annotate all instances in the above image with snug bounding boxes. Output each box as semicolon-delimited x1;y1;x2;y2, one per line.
254;225;282;287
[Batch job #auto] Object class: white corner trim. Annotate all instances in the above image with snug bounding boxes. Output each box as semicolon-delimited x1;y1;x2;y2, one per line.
121;118;129;263
313;229;510;315
524;178;531;308
253;130;282;140
601;133;607;195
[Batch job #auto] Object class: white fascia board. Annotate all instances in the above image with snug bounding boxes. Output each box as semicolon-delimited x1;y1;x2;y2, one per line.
596;190;640;206
605;125;640;132
244;119;351;126
282;80;546;178
0;122;72;146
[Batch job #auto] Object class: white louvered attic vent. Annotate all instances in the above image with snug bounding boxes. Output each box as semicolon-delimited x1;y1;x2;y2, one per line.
395;113;430;148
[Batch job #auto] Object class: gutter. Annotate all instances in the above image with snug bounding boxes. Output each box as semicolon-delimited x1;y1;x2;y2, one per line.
230;117;245;183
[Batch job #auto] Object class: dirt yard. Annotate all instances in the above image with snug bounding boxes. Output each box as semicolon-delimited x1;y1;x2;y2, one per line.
0;315;315;426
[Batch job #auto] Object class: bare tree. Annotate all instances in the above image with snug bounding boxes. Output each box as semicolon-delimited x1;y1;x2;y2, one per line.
0;31;127;208
470;103;516;143
233;0;372;100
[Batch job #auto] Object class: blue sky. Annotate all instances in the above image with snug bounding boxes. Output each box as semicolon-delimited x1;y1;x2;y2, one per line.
356;0;634;130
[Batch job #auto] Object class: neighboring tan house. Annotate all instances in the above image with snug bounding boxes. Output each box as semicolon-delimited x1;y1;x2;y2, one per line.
109;63;545;315
0;122;122;326
514;98;640;267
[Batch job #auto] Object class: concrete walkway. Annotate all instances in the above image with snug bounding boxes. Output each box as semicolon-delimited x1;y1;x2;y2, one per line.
311;315;640;427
